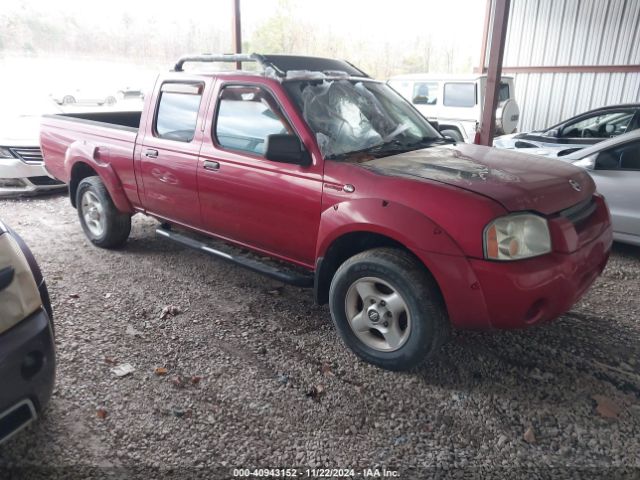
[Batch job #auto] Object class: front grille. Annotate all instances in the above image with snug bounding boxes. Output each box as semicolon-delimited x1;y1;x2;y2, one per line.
9;147;44;165
559;196;597;227
27;176;65;186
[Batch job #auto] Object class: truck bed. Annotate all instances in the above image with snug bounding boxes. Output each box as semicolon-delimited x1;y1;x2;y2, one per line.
40;111;142;208
47;111;142;132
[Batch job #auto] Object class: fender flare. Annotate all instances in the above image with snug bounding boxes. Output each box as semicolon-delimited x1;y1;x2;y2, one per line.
65;141;134;214
313;199;489;327
313;198;466;305
315;198;464;260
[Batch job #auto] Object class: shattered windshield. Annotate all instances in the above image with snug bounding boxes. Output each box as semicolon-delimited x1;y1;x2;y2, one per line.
283;79;442;160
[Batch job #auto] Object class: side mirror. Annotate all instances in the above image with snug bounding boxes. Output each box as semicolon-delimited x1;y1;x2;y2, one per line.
547;128;560;138
265;134;311;166
572;154;596;170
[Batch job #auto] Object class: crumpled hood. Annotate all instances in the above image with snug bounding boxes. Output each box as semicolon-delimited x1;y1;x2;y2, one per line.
360;143;594;215
0;116;40;146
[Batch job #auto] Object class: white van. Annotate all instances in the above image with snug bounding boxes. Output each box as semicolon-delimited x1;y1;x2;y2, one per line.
388;74;520;143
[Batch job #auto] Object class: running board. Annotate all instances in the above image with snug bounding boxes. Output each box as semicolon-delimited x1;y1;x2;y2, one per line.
156;228;314;288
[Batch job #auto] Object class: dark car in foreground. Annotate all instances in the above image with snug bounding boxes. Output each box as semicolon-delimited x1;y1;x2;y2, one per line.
494;104;640;157
0;220;55;445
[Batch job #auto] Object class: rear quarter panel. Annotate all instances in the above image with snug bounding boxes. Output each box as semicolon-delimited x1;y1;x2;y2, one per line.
40;117;140;211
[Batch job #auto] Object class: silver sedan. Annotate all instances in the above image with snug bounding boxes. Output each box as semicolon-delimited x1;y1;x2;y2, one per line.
0;96;66;197
562;130;640;246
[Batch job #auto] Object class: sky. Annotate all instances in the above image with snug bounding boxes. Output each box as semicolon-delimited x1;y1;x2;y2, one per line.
1;0;487;98
4;0;486;56
242;0;486;44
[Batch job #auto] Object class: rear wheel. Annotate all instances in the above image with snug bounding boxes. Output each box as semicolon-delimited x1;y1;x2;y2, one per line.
329;248;449;371
62;95;76;105
76;176;131;248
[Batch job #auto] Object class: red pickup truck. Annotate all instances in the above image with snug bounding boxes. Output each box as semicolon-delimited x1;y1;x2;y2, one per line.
41;54;613;371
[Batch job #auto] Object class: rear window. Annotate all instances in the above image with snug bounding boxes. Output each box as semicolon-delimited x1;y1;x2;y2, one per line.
155;83;203;142
443;83;476;107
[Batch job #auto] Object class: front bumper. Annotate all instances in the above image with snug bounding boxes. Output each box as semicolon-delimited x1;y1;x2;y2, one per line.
417;196;613;330
0;158;66;197
468;226;611;329
0;308;55;445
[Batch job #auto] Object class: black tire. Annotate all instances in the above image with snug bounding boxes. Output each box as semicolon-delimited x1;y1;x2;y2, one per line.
329;248;449;371
440;128;464;142
76;176;131;249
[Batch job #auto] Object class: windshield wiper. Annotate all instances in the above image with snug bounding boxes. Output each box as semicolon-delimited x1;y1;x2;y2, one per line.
325;139;404;160
406;136;456;147
326;136;448;161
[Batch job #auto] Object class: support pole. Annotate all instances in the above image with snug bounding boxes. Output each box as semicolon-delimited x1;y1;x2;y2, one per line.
477;0;492;74
232;0;242;69
478;0;510;146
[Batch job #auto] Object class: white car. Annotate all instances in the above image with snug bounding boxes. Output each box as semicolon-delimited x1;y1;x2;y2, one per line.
50;87;117;106
0;97;66;196
562;129;640;246
388;74;520;143
494;104;640;156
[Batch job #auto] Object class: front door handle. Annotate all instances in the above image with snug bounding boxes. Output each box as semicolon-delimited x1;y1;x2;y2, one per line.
203;160;220;171
144;149;159;158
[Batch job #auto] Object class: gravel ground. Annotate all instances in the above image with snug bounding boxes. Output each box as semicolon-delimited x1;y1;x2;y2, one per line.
0;193;639;479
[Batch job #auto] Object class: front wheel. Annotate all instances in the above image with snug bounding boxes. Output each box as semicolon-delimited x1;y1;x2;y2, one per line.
329;248;449;371
76;176;131;249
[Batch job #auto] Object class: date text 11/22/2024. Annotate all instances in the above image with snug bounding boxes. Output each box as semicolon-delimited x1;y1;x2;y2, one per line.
232;468;400;477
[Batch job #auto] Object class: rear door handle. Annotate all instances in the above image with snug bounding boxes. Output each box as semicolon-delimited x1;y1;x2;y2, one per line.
203;160;220;171
144;149;159;158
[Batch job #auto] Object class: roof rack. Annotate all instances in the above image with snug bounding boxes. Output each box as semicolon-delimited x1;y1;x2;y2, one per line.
173;53;282;74
173;53;369;79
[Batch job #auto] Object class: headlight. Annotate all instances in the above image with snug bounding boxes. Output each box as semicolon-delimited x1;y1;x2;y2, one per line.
484;213;551;261
0;233;42;334
0;147;15;159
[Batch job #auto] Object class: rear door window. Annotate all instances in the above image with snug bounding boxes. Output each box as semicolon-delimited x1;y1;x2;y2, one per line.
154;83;203;142
214;85;292;156
412;82;438;105
443;82;476;107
